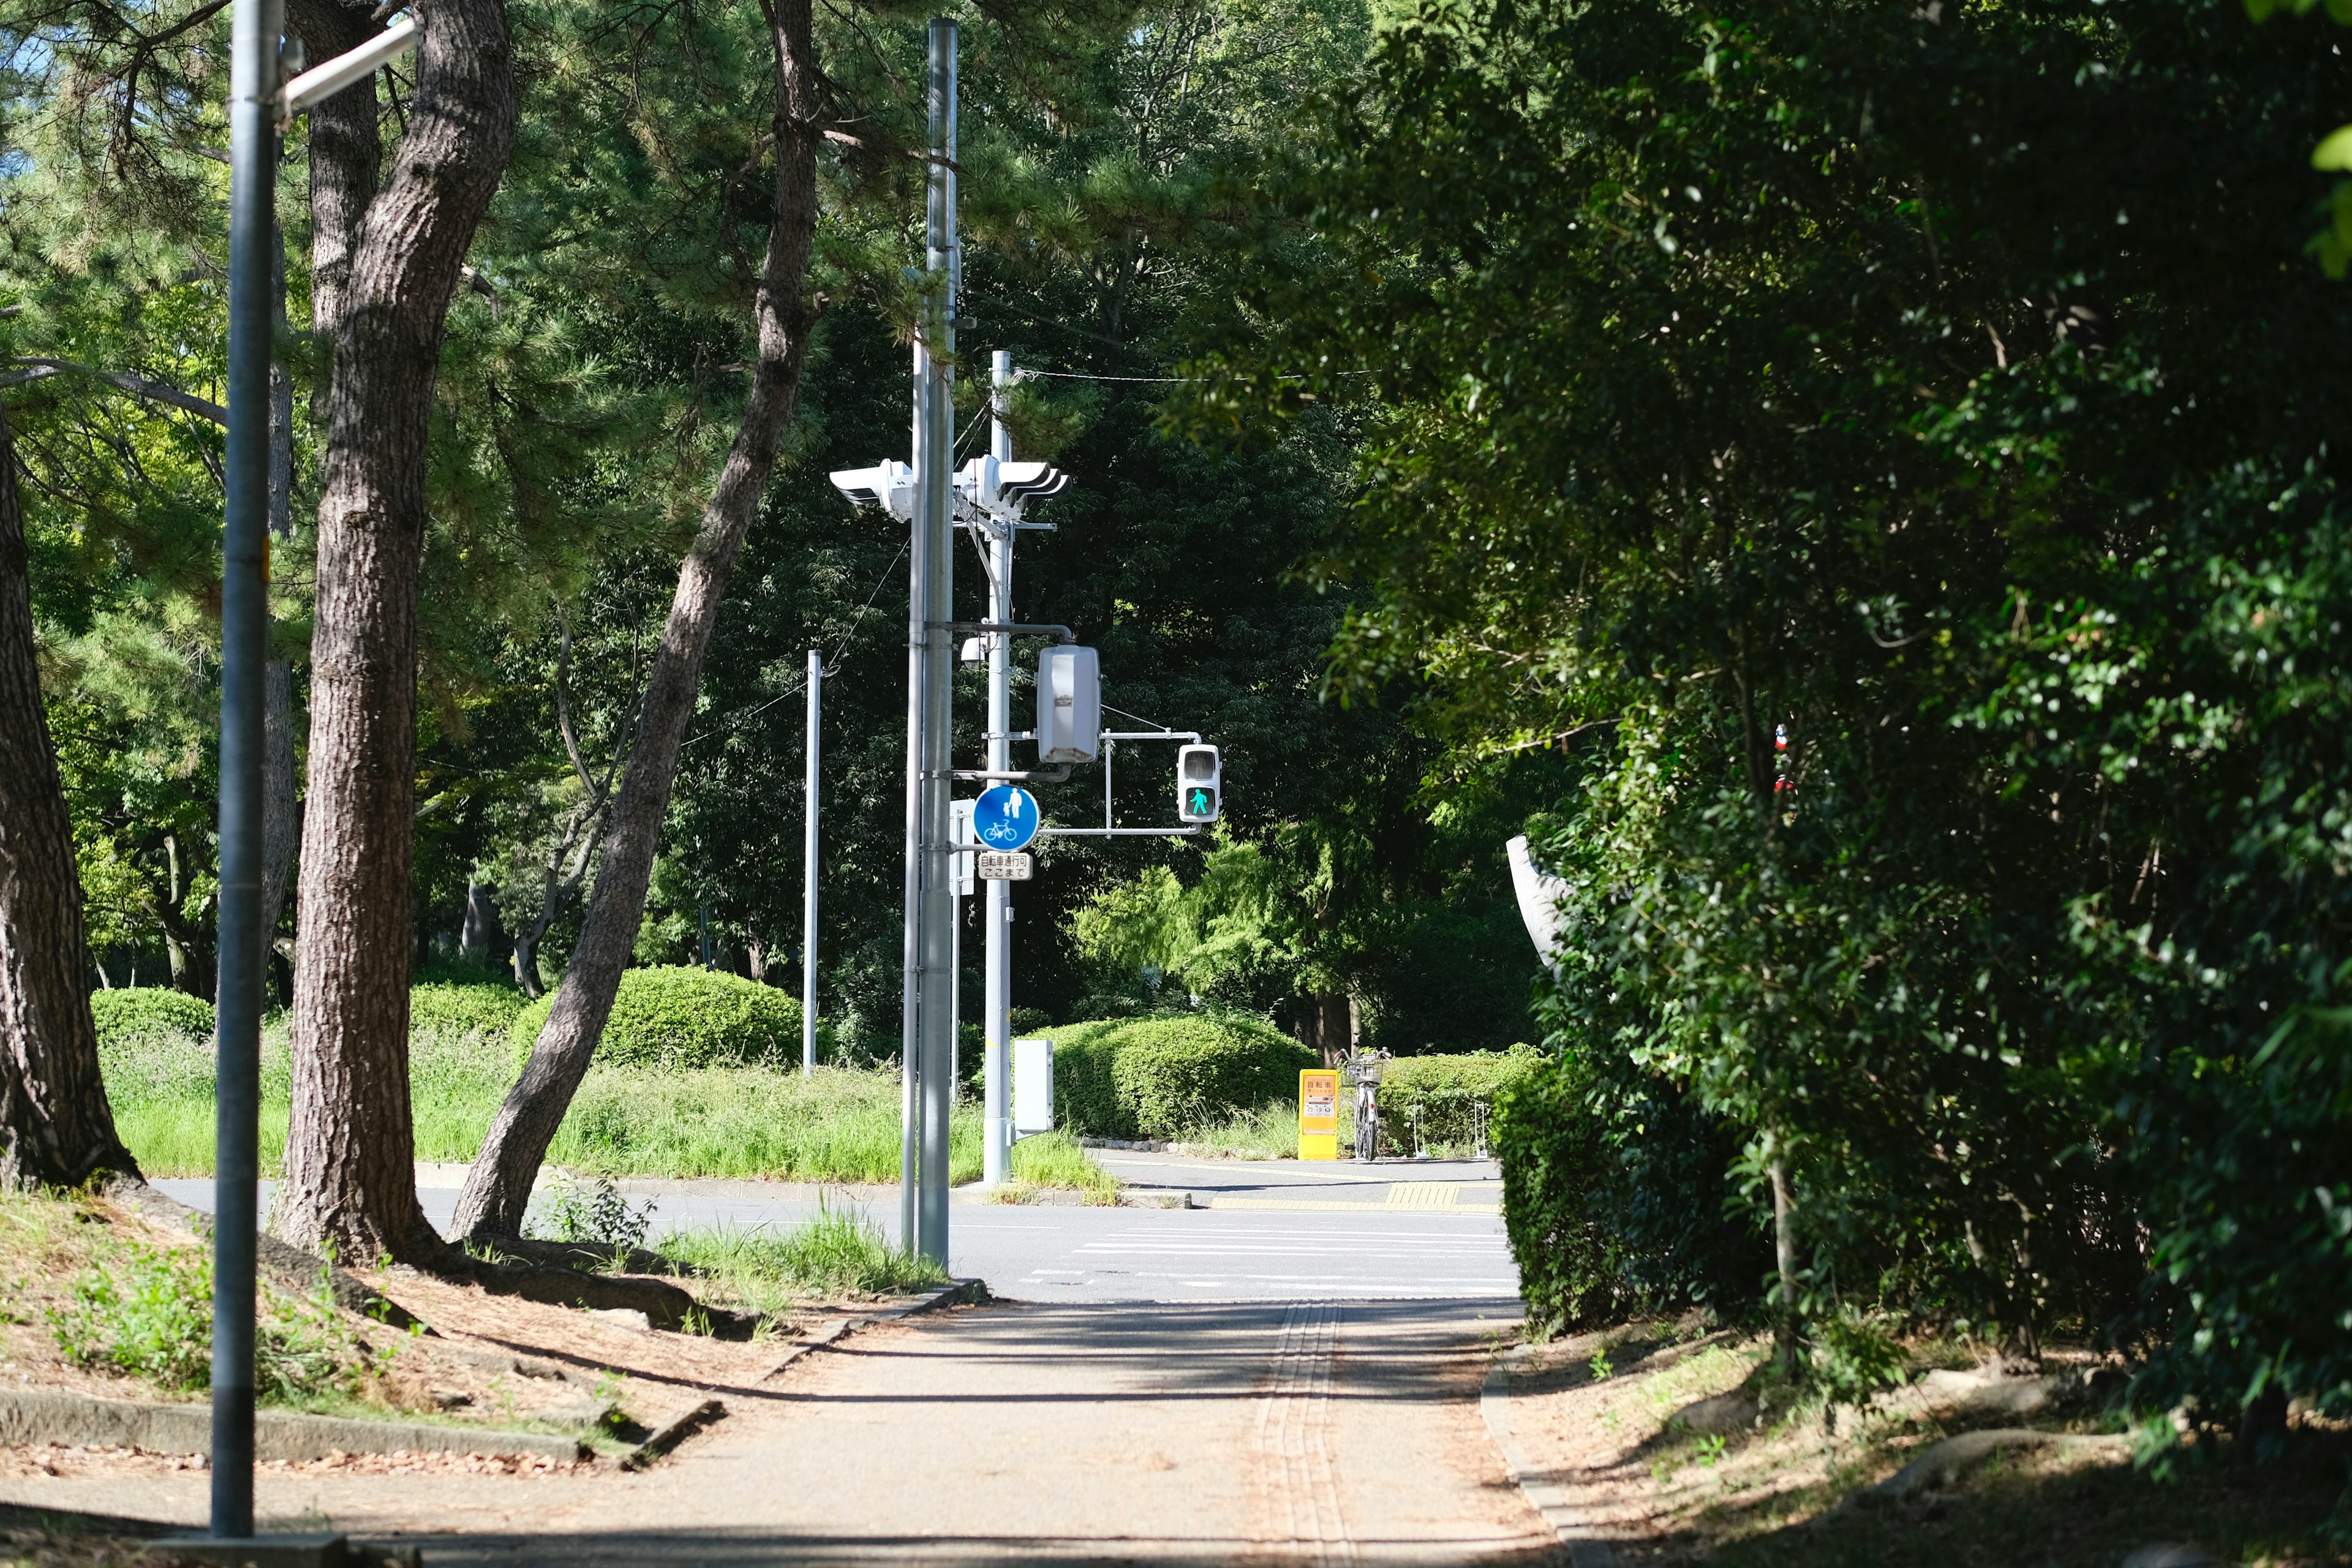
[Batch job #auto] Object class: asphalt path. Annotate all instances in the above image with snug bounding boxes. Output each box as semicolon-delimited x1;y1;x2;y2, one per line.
156;1150;1517;1303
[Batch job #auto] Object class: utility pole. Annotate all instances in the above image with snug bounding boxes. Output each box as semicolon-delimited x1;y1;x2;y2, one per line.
802;647;821;1076
897;15;957;1265
982;351;1016;1186
212;0;280;1536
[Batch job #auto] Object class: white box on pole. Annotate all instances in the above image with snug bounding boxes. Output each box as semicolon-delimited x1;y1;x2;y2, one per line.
1013;1038;1054;1138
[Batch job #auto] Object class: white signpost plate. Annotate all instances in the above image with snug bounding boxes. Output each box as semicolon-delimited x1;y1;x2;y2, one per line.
977;850;1033;881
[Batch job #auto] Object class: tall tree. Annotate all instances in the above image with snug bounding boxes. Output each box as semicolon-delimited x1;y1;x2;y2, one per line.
0;393;138;1188
450;0;823;1239
273;0;517;1262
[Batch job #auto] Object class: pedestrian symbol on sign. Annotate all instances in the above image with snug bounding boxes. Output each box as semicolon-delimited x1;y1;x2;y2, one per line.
971;785;1042;851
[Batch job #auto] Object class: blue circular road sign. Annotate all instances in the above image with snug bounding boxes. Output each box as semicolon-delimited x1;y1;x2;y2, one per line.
972;785;1041;852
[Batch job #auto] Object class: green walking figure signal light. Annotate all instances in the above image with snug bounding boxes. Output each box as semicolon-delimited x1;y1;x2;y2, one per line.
1177;744;1222;823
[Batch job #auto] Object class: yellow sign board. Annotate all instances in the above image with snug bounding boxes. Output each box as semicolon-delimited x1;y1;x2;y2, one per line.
1298;1069;1340;1161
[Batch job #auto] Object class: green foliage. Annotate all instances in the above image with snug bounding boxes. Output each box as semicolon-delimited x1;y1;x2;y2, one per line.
88;988;213;1049
1376;1046;1540;1148
1007;1130;1119;1196
1809;1305;1910;1414
45;1238;388;1404
1495;1037;1772;1338
663;1206;946;1312
47;1240;211;1390
508;967;803;1071
527;1172;652;1250
1049;1012;1316;1140
409;981;526;1037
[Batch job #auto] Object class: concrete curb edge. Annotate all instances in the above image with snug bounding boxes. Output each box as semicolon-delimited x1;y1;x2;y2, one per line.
1480;1344;1619;1568
0;1388;582;1464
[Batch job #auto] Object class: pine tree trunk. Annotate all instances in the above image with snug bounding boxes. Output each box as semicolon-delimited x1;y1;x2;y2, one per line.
0;398;138;1189
451;0;823;1240
260;659;298;953
274;0;516;1264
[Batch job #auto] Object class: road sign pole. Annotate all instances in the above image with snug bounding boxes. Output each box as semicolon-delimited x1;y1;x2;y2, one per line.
802;648;820;1077
984;351;1015;1187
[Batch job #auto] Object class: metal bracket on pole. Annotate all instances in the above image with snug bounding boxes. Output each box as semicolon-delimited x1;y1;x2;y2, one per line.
951;765;1073;783
1034;729;1209;838
926;619;1075;644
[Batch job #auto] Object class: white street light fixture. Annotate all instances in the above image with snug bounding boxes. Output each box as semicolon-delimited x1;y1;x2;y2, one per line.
279;14;418;121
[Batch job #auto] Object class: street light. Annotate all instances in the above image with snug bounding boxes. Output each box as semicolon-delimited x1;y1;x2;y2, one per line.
201;0;417;1547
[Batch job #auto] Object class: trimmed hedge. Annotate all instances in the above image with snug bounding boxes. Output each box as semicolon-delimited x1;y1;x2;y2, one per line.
508;966;803;1069
410;980;526;1036
1377;1045;1543;1148
1048;1013;1316;1140
1496;1050;1768;1336
89;988;214;1047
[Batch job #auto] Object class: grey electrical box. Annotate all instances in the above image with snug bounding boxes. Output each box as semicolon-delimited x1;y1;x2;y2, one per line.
1035;645;1101;764
1014;1038;1054;1138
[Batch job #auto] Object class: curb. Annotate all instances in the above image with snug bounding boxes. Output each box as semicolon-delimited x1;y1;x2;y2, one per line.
1480;1346;1619;1568
620;1398;726;1472
754;1278;987;1387
0;1389;582;1464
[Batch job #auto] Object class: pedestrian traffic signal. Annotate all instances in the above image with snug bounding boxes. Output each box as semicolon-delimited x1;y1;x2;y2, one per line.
1177;744;1221;823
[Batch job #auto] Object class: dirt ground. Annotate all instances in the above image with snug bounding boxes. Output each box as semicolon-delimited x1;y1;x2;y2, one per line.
1486;1319;2352;1567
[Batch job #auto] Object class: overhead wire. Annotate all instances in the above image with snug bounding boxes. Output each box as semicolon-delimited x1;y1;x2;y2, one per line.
679;537;910;750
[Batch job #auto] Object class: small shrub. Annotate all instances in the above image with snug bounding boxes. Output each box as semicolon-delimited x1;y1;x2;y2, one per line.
410;979;525;1036
508;967;803;1070
1378;1045;1544;1150
48;1240;212;1390
529;1172;652;1250
1049;1013;1315;1140
47;1237;399;1403
89;988;214;1048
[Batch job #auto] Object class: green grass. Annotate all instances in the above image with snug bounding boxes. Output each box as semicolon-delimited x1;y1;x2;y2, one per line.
662;1207;949;1313
103;1022;982;1184
1169;1099;1352;1159
1006;1130;1118;1196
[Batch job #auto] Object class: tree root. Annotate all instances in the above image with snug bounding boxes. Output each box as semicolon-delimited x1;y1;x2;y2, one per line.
102;1177;733;1336
437;1249;711;1331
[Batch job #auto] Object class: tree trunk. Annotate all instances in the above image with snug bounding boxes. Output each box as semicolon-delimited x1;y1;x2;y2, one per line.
452;0;823;1240
1770;1156;1799;1379
1299;991;1351;1068
0;397;139;1189
260;658;299;956
459;881;506;969
275;0;516;1264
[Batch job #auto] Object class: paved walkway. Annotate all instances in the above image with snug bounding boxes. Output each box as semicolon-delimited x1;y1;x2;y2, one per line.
413;1296;1542;1564
56;1155;1550;1561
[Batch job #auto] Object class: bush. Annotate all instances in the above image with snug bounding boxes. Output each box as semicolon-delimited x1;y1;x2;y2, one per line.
410;979;524;1036
89;988;213;1047
1496;1049;1767;1336
507;966;803;1070
1048;1012;1316;1140
1378;1045;1544;1149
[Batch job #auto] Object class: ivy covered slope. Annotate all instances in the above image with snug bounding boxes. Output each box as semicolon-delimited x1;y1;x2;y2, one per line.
1204;0;2352;1429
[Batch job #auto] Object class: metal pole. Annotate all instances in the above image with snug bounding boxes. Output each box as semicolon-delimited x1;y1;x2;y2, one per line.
802;649;821;1076
982;351;1014;1186
899;342;924;1255
914;14;959;1265
213;0;281;1537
